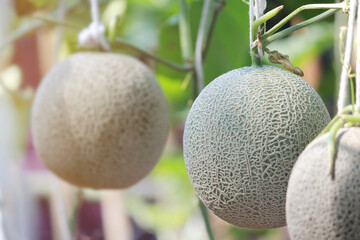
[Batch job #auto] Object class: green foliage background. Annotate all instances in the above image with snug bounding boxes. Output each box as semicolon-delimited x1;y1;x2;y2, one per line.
4;0;341;239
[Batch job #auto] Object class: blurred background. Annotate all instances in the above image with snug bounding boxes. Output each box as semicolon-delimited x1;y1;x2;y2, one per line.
0;0;345;239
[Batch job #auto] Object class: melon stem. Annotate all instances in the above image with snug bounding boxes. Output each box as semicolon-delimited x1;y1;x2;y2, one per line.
251;51;262;67
199;200;215;240
249;0;261;67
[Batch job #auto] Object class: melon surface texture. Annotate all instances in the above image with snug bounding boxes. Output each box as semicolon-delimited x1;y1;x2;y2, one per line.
32;52;168;189
183;65;330;228
287;127;360;240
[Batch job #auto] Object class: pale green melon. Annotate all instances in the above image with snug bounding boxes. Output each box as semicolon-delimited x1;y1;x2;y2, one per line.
183;65;330;228
32;52;168;189
286;127;360;239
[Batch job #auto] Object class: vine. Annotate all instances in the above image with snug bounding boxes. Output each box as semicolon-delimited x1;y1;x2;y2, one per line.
316;0;360;180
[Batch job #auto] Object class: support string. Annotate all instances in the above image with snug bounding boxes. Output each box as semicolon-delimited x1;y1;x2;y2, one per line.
78;0;110;51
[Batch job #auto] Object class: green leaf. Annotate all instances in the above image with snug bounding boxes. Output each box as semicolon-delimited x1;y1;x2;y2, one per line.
157;16;185;79
102;0;127;35
157;74;189;114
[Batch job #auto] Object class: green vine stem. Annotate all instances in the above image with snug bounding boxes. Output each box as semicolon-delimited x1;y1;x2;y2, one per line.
69;189;83;236
194;0;226;93
112;38;192;72
262;3;345;40
262;8;340;48
178;0;194;64
240;0;248;6
355;1;360;108
2;0;191;77
341;113;360;123
250;5;283;66
328;118;345;179
195;0;212;92
350;77;356;112
315;104;360;180
251;5;284;44
4;1;193;75
178;0;199;99
324;0;360;178
10;14;192;74
251;3;345;66
199;200;215;240
317;105;353;138
202;0;226;60
250;49;261;67
178;0;225;238
357;1;360;108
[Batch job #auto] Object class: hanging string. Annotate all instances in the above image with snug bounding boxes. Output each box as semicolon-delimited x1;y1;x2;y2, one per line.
249;0;255;50
78;0;110;51
250;0;266;58
338;0;357;113
254;0;267;20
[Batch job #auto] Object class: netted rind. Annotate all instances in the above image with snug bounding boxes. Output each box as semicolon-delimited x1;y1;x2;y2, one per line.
286;127;360;240
183;66;330;228
31;52;168;189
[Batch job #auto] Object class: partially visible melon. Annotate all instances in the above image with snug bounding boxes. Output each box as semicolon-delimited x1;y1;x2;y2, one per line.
286;127;360;239
31;52;168;189
183;65;330;228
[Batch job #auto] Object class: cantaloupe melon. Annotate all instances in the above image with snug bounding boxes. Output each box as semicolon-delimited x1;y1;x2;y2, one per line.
286;127;360;239
183;65;330;228
31;52;168;189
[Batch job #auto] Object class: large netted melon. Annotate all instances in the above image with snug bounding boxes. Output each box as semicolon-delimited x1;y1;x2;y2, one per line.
183;65;330;228
286;127;360;239
31;52;168;189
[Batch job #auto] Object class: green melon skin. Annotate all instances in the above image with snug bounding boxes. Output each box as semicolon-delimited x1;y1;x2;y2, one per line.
183;65;330;229
31;52;168;189
286;127;360;240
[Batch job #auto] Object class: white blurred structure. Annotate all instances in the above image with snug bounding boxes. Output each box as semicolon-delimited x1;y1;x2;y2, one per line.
0;77;37;240
0;1;36;239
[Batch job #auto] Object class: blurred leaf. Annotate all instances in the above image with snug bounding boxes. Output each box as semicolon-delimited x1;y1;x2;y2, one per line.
157;16;185;79
127;155;195;232
28;0;54;8
0;65;31;156
0;65;23;91
126;193;194;231
14;0;56;16
119;1;177;50
157;74;189;113
101;0;127;31
151;155;189;180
